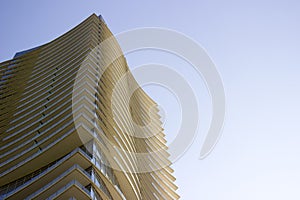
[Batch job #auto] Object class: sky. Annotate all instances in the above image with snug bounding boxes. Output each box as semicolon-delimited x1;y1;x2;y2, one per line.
1;0;300;199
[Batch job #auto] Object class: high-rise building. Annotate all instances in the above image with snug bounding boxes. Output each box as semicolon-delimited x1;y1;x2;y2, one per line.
0;14;179;200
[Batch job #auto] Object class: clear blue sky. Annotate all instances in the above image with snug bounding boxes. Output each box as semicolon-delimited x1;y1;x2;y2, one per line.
1;1;300;199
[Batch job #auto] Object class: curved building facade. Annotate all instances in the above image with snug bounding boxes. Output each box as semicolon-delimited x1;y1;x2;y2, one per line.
0;14;179;199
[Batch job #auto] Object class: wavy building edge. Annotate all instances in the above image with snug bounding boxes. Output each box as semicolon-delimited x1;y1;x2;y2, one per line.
0;14;179;200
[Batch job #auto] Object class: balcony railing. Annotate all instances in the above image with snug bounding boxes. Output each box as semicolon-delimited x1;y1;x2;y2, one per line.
0;148;91;198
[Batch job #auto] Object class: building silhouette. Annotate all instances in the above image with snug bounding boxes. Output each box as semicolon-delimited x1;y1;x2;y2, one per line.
0;14;179;199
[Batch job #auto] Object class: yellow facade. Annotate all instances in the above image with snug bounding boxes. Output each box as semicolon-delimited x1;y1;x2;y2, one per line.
0;14;178;200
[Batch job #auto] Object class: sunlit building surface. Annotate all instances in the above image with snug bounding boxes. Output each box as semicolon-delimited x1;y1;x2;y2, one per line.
0;14;179;199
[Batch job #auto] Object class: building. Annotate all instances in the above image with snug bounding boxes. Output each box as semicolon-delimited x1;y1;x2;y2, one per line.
0;14;179;199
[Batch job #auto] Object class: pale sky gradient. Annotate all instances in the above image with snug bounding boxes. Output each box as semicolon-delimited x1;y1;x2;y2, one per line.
1;1;300;199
